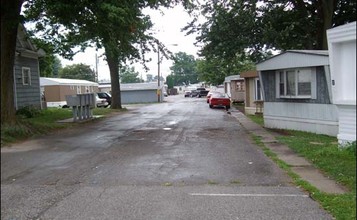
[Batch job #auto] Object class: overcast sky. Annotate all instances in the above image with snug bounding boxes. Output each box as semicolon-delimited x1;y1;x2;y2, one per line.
60;5;201;82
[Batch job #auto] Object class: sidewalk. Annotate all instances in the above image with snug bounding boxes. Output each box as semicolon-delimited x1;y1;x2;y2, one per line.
229;109;347;194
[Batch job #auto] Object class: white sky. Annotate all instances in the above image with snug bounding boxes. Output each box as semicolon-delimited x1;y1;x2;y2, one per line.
60;5;201;82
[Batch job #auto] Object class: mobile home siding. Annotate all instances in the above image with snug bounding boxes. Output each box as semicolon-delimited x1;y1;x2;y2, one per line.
14;56;41;109
261;67;331;104
121;90;158;104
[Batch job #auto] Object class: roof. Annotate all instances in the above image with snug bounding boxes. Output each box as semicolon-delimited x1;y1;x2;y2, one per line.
98;82;162;91
224;75;243;83
16;24;45;58
257;50;329;71
240;70;258;78
40;77;98;86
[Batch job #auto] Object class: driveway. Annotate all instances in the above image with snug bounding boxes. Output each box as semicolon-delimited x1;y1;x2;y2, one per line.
1;95;333;219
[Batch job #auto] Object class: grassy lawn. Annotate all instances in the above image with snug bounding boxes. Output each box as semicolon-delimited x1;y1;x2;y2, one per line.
247;114;264;126
248;115;356;220
1;107;124;147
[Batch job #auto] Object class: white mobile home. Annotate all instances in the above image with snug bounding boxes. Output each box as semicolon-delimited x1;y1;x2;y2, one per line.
257;50;338;136
327;21;356;145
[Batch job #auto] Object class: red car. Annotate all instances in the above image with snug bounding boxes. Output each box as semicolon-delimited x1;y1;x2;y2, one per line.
209;93;231;110
206;91;220;103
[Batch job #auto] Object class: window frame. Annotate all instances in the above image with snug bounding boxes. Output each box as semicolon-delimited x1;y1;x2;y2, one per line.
254;78;263;101
275;67;317;99
22;67;31;85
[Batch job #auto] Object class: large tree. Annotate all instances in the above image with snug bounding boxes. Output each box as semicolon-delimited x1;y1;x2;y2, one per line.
119;66;142;83
59;63;95;81
1;0;24;124
169;52;199;85
185;0;356;63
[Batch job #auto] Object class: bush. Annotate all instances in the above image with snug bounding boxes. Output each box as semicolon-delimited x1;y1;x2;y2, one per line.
344;141;356;156
16;106;41;118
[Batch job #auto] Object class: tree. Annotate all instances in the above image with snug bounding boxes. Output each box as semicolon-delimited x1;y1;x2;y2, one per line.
196;56;255;85
59;63;95;81
119;66;142;83
22;0;185;109
31;38;62;77
185;0;356;63
1;0;24;125
169;52;198;85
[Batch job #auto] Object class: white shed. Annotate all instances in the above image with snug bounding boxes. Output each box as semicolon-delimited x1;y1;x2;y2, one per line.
327;21;356;146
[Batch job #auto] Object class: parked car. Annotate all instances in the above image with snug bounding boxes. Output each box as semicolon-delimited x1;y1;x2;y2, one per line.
97;92;111;106
96;94;109;108
184;91;191;97
190;90;200;97
209;93;231;110
206;91;220;103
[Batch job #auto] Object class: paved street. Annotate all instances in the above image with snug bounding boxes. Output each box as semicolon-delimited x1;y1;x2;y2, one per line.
1;95;333;219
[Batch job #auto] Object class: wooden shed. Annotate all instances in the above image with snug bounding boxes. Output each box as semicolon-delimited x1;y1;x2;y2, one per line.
224;75;245;103
240;70;263;115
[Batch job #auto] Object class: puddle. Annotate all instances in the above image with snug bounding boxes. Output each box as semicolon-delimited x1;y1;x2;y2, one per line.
163;128;172;131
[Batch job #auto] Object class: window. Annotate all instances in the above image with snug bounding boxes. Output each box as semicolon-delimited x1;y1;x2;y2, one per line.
236;81;244;91
255;78;263;100
276;68;316;99
22;67;31;85
77;86;81;94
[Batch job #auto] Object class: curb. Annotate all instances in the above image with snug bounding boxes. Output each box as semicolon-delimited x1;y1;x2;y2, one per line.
229;109;347;194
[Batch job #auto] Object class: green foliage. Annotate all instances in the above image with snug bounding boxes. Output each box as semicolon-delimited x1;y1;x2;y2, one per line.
247;114;264;126
169;52;198;85
16;106;41;118
119;65;142;83
59;63;95;81
185;0;357;63
31;37;62;77
196;56;255;85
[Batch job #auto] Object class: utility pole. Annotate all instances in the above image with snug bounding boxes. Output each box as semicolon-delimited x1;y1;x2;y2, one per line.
95;53;98;82
157;42;161;102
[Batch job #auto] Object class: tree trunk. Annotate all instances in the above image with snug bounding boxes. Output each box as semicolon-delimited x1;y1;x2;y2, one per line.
1;0;24;125
105;49;122;109
317;0;336;50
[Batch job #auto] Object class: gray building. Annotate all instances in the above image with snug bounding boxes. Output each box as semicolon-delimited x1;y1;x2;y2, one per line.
14;24;44;110
99;82;165;104
257;50;338;136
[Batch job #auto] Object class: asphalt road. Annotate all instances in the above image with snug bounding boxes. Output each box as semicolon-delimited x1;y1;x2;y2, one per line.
1;95;333;220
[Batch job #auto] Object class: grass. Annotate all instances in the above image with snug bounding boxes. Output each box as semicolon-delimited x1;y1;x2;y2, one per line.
1;107;124;147
250;122;356;220
247;114;264;126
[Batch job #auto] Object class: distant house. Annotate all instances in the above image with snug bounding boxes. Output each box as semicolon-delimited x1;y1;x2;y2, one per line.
40;77;99;107
99;82;164;104
257;50;338;136
14;24;44;110
224;75;245;103
327;22;356;145
240;70;263;115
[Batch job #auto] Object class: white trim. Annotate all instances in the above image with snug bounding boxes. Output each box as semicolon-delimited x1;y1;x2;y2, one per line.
258;71;265;101
275;67;316;99
22;67;31;85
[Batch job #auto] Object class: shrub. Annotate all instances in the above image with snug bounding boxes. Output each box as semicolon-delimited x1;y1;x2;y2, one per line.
16;106;41;118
